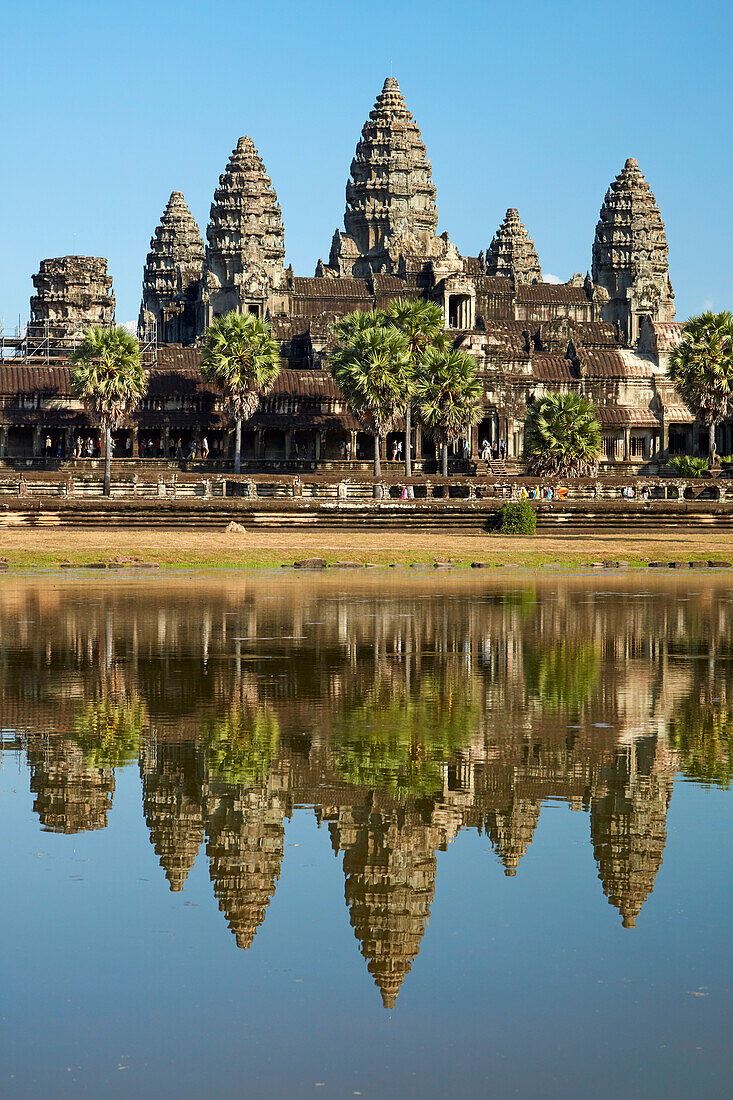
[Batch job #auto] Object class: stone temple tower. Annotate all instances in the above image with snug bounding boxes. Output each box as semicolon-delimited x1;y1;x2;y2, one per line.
592;158;675;345
323;77;444;278
200;137;286;329
486;209;542;284
139;191;204;346
29;256;115;342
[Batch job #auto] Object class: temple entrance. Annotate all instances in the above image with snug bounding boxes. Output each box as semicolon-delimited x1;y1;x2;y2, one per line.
448;294;471;329
5;426;34;458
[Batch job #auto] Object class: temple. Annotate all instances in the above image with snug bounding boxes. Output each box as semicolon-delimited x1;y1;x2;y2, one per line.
0;75;709;469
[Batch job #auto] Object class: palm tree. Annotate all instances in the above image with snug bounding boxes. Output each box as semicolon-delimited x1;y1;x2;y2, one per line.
523;392;601;477
70;326;147;497
329;323;412;484
200;312;282;474
669;311;733;461
414;347;483;476
387;298;448;489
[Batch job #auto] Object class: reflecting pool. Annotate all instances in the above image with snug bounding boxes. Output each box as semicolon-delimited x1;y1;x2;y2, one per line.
1;571;731;1097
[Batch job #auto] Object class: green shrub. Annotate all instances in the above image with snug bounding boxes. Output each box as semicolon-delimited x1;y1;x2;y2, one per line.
668;455;709;477
498;499;537;535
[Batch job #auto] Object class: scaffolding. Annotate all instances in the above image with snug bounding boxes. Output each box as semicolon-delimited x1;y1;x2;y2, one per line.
0;318;158;368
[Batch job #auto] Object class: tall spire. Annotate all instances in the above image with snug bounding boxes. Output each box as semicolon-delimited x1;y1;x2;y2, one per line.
486;209;542;284
591;158;675;343
324;77;441;278
140;191;204;345
202;136;285;324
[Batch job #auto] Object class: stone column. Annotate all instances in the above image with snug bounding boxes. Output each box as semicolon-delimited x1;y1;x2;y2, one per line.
315;432;322;461
32;426;41;457
623;427;630;462
0;427;6;457
164;427;170;459
132;427;139;458
285;429;292;460
350;430;357;460
254;429;262;461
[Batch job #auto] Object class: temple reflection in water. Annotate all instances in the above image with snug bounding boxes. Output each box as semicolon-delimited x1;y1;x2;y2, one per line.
1;574;730;1007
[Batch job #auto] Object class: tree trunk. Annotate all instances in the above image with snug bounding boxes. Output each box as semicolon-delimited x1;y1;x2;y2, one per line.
234;418;242;475
441;442;448;478
404;405;413;497
373;432;382;497
104;424;112;497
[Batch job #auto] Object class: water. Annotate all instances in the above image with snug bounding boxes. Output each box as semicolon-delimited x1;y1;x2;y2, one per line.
0;571;731;1098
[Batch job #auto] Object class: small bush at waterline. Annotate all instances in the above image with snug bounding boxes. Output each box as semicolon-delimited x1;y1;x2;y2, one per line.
668;455;709;477
498;500;537;535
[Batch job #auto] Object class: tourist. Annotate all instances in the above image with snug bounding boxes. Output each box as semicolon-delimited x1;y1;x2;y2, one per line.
481;439;490;461
499;439;506;461
463;439;470;461
642;484;651;500
175;438;183;459
391;441;398;461
345;439;352;460
188;440;196;461
519;485;529;499
45;433;52;456
202;436;209;459
397;440;403;461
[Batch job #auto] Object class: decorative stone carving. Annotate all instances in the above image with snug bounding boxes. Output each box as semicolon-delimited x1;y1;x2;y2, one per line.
29;256;115;342
592;158;675;344
323;77;444;278
486;209;542;284
202;136;286;325
140;191;204;345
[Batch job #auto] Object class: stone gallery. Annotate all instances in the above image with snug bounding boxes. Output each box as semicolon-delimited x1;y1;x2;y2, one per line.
0;78;701;468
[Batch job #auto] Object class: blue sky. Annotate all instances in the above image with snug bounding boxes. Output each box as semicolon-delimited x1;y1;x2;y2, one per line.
0;0;730;327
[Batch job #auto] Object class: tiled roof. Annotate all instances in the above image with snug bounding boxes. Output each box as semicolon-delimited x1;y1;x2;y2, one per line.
481;276;514;295
597;407;660;427
0;365;71;394
516;283;588;304
531;356;578;382
290;277;372;299
662;404;695;423
579;350;650;378
576;322;618;347
650;321;685;350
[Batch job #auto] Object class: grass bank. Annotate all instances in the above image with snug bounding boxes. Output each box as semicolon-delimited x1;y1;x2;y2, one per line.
1;525;733;570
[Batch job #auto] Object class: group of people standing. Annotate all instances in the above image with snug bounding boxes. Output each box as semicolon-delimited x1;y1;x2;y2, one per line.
480;439;507;462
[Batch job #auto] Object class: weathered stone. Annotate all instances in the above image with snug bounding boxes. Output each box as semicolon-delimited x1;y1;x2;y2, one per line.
592;158;675;344
293;557;327;569
486;209;541;284
29;256;115;342
323;77;449;279
225;521;246;533
201;136;286;324
140;191;204;345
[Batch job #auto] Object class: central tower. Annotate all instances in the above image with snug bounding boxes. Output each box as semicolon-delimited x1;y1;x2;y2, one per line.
322;77;442;278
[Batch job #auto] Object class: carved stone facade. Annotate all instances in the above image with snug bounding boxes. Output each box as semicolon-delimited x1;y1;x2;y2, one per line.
8;78;693;468
30;256;115;341
140;192;204;345
321;77;442;279
200;136;287;327
486;208;542;284
592;158;675;345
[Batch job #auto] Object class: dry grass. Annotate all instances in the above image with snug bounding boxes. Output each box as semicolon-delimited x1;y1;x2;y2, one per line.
1;523;732;569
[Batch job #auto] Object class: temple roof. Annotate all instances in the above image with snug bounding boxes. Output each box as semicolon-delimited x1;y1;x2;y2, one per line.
486;209;542;285
592;158;670;286
205;136;285;284
142;192;204;312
